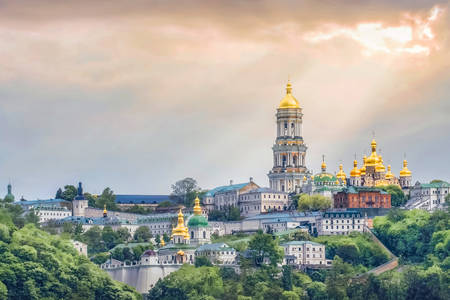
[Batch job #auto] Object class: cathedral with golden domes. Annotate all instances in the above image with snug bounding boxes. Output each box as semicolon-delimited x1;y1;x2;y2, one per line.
347;138;412;189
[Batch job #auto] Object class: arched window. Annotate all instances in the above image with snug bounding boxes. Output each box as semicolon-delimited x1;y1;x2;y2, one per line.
191;231;194;239
203;231;206;239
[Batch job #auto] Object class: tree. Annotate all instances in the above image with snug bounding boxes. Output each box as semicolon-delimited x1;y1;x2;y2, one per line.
297;194;331;211
116;227;131;243
325;256;354;300
247;230;282;266
281;265;293;291
162;233;170;243
95;187;117;210
155;234;161;245
195;256;213;267
81;226;105;254
171;177;200;207
61;185;77;201
133;226;152;242
292;230;311;241
55;188;63;199
102;226;119;249
379;185;406;207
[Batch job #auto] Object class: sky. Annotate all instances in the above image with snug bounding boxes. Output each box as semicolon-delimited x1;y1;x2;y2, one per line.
0;0;449;199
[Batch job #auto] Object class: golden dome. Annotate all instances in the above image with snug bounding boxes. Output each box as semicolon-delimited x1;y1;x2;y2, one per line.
172;209;189;239
177;250;185;256
336;164;346;181
365;139;381;166
103;204;107;215
360;156;367;176
385;165;394;180
399;159;412;177
335;179;340;185
193;196;202;216
279;80;300;109
321;158;327;173
311;175;315;180
160;239;165;246
350;160;361;177
303;176;307;182
375;155;386;173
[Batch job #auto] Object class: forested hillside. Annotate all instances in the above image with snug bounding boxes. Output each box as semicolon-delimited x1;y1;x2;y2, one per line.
0;206;141;300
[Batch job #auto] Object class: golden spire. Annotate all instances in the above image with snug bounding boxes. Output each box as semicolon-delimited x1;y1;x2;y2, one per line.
160;239;165;247
385;165;394;180
193;196;202;216
376;155;386;173
278;80;300;109
350;160;361;177
171;209;189;239
336;164;346;181
303;175;307;182
321;155;327;172
399;159;412;177
103;204;107;217
366;139;380;166
360;155;367;175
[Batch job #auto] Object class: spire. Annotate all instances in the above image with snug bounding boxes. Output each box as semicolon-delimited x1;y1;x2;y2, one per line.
286;79;292;94
336;164;347;181
385;165;394;180
278;80;300;109
103;204;107;218
350;160;361;177
193;196;202;216
400;159;412;177
160;239;165;247
321;155;327;172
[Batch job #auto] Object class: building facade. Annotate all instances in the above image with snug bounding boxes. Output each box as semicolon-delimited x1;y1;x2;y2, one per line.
406;181;449;211
268;81;309;193
318;210;367;235
282;241;328;266
203;180;260;211
195;243;237;265
239;188;289;217
334;186;391;209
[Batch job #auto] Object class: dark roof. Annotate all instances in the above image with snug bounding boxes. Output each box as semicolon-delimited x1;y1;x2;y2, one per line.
115;195;173;204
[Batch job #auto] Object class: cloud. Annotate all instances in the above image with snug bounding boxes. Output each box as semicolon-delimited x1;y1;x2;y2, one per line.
0;0;448;198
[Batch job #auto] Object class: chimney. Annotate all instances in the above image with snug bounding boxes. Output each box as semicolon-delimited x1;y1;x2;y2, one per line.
230;180;233;185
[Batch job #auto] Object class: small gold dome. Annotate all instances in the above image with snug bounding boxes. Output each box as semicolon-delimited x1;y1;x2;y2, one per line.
321;161;327;172
177;250;185;256
335;179;340;185
303;176;307;181
360;156;367;176
375;155;386;173
279;81;300;109
350;160;361;177
193;196;202;216
385;165;394;180
336;164;346;181
366;139;381;166
172;209;189;239
399;159;412;177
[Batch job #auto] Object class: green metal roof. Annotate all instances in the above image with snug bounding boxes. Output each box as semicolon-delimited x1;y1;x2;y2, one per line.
204;182;253;197
188;215;209;227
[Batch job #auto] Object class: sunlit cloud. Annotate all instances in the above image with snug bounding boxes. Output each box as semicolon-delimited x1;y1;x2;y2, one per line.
303;6;444;56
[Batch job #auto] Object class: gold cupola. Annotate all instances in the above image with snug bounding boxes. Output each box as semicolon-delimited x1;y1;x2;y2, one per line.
350;160;361;177
375;155;386;173
321;157;327;173
365;139;381;166
399;159;412;177
193;196;202;216
360;155;367;176
303;175;307;182
385;165;394;180
279;80;300;109
160;239;166;247
336;164;347;182
171;209;189;239
103;204;107;217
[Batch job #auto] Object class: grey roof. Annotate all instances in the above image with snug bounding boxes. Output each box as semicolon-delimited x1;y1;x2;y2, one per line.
115;195;174;205
245;211;321;220
17;199;70;207
195;243;235;252
244;187;286;194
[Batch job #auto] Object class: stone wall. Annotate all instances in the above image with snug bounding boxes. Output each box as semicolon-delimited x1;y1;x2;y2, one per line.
104;264;181;294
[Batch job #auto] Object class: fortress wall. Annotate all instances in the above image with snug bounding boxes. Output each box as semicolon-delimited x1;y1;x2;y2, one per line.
105;264;181;294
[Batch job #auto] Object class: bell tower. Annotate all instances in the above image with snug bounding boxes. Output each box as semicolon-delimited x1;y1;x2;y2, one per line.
268;81;309;193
